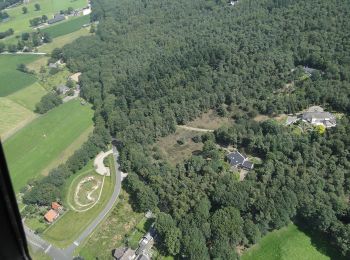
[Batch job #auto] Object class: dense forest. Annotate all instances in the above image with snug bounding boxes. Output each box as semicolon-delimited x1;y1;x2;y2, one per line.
23;0;350;258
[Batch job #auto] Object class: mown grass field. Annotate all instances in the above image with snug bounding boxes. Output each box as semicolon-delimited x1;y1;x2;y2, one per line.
0;97;36;138
42;15;90;38
7;82;47;111
0;0;87;37
0;54;40;96
242;224;343;260
3;100;94;192
77;190;144;259
39;27;91;53
43;155;116;247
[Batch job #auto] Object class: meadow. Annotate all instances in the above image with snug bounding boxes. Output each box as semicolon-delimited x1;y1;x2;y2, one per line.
42;155;116;247
7;82;47;110
242;224;344;260
0;54;40;96
38;27;90;53
0;0;87;36
3;100;94;192
0;97;36;138
42;15;90;38
77;190;144;259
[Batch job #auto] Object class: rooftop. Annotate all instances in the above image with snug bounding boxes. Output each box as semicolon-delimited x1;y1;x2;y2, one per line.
44;209;58;223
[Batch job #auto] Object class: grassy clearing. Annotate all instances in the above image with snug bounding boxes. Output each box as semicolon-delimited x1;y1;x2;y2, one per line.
42;155;116;247
0;54;39;96
26;56;49;73
77;190;144;259
3;100;94;192
0;0;87;37
41;125;93;176
39;27;91;53
242;223;342;260
155;128;203;165
42;15;90;38
7;82;47;111
0;97;36;138
186;109;232;130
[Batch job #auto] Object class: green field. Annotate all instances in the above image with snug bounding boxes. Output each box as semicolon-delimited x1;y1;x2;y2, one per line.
7;82;47;110
0;54;40;96
42;15;90;38
3;100;94;192
39;27;91;53
0;97;37;138
0;0;87;37
42;155;116;247
242;224;343;260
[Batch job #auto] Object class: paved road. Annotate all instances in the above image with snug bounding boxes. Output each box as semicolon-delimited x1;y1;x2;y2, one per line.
25;145;122;259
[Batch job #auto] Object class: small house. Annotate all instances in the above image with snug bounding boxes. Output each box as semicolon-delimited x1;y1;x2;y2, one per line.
44;209;59;223
57;85;69;95
51;202;63;212
48;14;65;25
227;151;254;170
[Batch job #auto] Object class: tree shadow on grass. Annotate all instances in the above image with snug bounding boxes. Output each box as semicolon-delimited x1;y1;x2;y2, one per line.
295;222;346;260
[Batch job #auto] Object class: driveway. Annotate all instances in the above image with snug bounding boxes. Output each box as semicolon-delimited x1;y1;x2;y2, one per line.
25;145;122;259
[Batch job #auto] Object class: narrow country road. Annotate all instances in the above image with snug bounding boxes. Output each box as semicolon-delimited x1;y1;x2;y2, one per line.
177;125;215;132
25;145;122;259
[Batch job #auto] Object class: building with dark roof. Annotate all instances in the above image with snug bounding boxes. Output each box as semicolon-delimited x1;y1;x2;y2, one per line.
48;14;65;24
227;151;254;170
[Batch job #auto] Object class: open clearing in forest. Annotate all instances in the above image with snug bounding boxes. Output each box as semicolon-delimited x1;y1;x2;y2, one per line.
3;100;94;192
0;54;40;96
0;0;87;40
186;109;232;130
155;128;204;165
42;15;90;38
242;223;345;260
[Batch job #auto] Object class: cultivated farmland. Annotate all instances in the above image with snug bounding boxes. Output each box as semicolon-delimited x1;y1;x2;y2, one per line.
0;54;39;96
3;100;94;192
42;15;90;38
39;27;91;53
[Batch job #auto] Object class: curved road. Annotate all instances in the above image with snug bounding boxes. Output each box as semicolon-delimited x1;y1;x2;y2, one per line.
25;146;122;259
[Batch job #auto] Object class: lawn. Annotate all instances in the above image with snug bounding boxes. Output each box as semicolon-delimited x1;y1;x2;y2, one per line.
7;82;47;111
77;190;144;259
0;0;87;37
42;154;116;247
29;245;50;260
242;223;343;260
0;54;40;96
3;100;94;192
42;15;90;38
0;97;37;138
39;27;91;53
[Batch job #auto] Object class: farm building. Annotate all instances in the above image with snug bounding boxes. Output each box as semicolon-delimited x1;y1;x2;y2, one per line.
44;209;59;223
51;202;63;212
227;151;254;170
48;14;65;25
